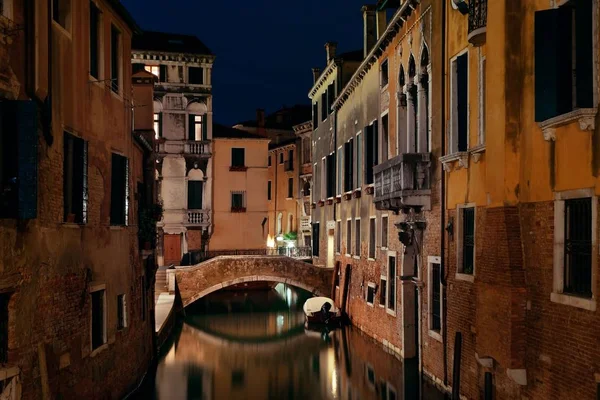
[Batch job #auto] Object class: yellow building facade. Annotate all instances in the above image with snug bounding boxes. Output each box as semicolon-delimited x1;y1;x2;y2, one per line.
210;125;270;250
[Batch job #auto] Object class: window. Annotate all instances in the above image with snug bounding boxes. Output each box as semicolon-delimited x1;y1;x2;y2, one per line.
89;2;100;79
144;65;166;82
346;219;352;255
564;198;592;297
302;137;311;164
110;153;129;226
110;25;120;93
326;153;335;198
450;52;468;152
379;277;387;306
321;92;327;121
287;178;293;198
365;121;379;184
337;147;343;195
366;283;376;306
231;148;245;168
63;132;88;224
356;132;362;188
312;223;320;256
268;155;272;167
188;181;203;210
188;67;204;85
189;114;206;141
232;370;245;388
279;152;284;164
154;113;162;139
313;102;319;129
381;216;388;249
320;157;326;199
369;217;376;259
286;149;294;171
344;139;354;192
366;365;375;386
535;0;594;122
387;255;396;311
91;288;106;350
381;59;389;87
381;114;389;162
479;53;486;144
231;191;246;212
327;82;335;114
458;206;475;275
336;220;341;254
117;294;127;330
428;257;442;335
267;181;272;200
53;0;71;30
355;219;361;257
0;294;9;364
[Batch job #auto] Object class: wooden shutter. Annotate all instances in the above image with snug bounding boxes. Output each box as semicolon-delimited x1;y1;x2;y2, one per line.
188;114;195;140
365;125;374;184
457;53;468;151
321;92;327;120
159;65;167;83
373;121;379;166
188;181;203;210
313;103;318;128
575;0;593;108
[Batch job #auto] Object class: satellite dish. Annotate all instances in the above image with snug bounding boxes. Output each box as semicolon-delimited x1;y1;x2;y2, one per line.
451;0;469;15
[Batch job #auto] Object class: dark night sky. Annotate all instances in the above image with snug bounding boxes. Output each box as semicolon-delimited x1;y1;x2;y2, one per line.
122;0;368;126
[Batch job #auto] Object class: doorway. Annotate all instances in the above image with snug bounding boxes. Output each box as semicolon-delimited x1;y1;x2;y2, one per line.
164;234;182;266
327;228;335;268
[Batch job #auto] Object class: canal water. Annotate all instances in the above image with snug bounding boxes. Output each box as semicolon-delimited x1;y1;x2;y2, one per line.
135;284;446;400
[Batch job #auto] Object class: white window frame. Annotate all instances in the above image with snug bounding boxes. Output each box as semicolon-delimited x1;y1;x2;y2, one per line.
427;256;443;342
368;216;377;261
346;218;352;257
366;282;376;307
386;250;397;316
478;50;486;146
354;218;361;259
551;188;597;311
456;203;476;283
379;275;387;308
449;48;470;155
89;283;107;355
381;214;389;250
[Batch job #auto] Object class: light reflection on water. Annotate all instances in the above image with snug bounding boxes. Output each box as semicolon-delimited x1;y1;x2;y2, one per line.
144;284;445;400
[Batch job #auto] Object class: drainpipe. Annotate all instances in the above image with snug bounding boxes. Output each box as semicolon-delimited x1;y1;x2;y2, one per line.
440;0;449;388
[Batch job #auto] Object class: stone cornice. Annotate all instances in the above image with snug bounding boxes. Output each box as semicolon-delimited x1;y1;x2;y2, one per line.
132;51;215;65
293;121;312;135
333;0;421;111
308;61;339;99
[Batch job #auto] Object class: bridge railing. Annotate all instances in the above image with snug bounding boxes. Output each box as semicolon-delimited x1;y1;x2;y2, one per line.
180;247;313;266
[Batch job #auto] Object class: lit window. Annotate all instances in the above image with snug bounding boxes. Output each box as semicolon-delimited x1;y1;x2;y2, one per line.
145;65;160;78
153;113;162;139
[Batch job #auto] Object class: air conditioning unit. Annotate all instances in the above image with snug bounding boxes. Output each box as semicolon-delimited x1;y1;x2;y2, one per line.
451;0;469;15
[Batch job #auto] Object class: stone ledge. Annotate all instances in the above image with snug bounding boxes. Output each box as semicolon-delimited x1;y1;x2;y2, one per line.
440;152;469;171
538;108;597;142
550;292;597;311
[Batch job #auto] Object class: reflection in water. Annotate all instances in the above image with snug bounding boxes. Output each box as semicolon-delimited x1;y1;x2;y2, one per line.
145;284;445;400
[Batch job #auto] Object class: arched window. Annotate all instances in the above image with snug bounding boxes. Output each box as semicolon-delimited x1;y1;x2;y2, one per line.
399;64;406;87
408;55;418;152
419;46;430;152
288;214;294;233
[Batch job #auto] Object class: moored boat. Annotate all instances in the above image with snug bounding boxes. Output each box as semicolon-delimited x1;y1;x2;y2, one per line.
303;296;343;328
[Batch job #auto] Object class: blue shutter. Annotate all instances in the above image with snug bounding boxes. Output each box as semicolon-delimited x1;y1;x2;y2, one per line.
17;101;38;219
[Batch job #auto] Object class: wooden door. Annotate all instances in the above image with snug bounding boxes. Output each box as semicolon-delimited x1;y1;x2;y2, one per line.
163;234;181;266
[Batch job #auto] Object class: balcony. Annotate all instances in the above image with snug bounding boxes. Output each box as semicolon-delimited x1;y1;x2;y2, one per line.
468;0;487;46
300;216;311;232
155;140;211;157
373;153;432;212
186;209;211;227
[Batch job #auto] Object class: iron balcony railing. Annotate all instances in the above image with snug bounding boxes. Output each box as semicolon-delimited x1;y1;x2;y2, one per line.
267;246;312;258
373;153;431;210
468;0;487;46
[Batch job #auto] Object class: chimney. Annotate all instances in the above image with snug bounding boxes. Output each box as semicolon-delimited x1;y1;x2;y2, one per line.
325;41;338;64
376;10;387;39
312;68;321;84
257;109;266;136
362;5;377;58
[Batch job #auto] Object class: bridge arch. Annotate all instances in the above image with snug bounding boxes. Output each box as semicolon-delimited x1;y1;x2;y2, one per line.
173;255;333;307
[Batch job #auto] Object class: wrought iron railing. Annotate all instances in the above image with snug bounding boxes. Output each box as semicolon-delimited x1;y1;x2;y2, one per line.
468;0;487;36
373;153;431;205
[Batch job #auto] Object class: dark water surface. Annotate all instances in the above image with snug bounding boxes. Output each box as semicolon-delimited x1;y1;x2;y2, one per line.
134;284;445;400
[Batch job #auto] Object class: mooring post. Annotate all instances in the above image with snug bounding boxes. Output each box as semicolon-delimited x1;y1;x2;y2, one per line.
484;372;493;400
452;332;462;400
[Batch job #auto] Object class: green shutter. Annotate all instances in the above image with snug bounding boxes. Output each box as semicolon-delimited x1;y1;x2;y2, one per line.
188;114;195;140
575;0;593;108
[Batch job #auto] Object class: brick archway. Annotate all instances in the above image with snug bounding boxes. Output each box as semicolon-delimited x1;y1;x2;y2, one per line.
174;255;333;307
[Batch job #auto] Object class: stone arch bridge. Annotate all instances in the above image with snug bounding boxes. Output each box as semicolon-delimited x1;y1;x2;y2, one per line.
169;256;334;307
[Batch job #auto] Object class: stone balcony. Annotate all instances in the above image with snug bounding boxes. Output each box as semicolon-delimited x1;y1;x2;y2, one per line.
186;209;211;227
373;153;432;212
300;216;311;232
468;0;487;46
156;140;211;157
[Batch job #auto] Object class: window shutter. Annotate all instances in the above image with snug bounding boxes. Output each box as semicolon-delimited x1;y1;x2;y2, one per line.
202;113;208;140
159;65;167;83
16;101;38;219
366;125;374;185
110;154;126;225
373;121;379;166
534;8;561;121
457;54;468;151
575;0;593;108
188;181;203;210
188;114;195;140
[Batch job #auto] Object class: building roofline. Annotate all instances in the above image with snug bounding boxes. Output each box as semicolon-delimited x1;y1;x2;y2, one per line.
332;0;419;110
293;120;312;134
110;0;142;35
